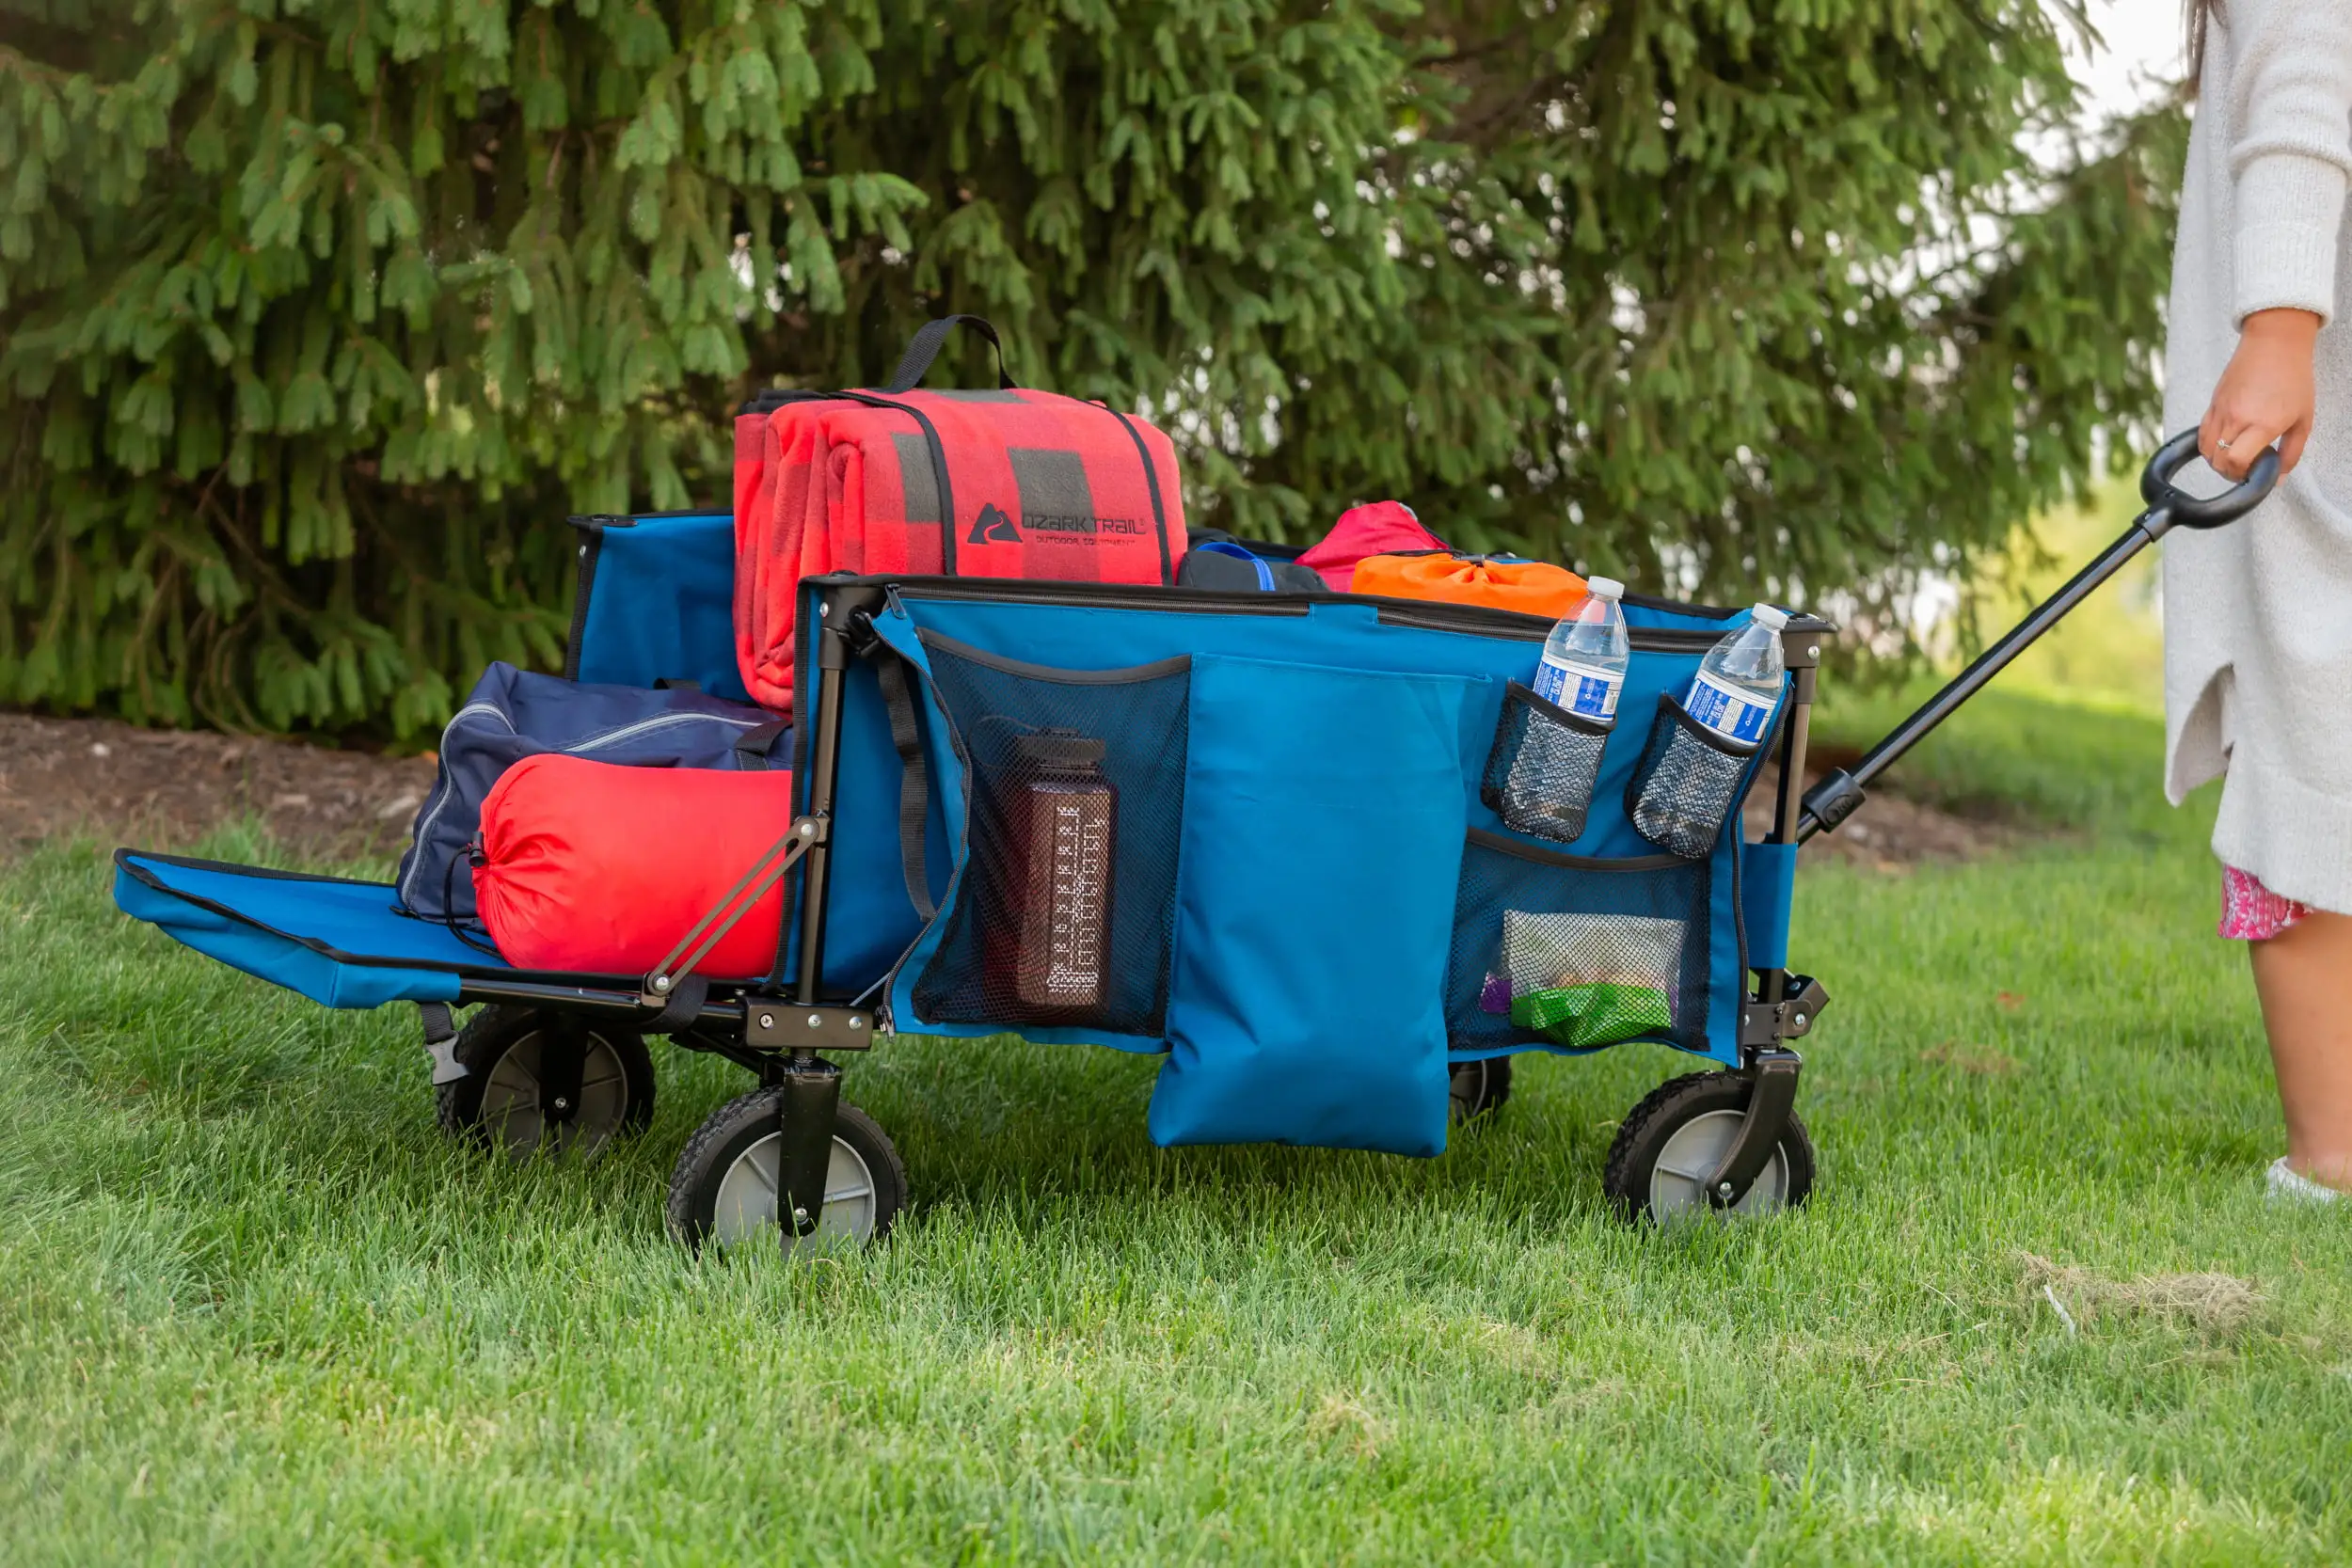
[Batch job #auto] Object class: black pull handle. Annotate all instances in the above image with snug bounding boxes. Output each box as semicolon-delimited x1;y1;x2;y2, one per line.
2139;428;2280;533
881;314;1016;394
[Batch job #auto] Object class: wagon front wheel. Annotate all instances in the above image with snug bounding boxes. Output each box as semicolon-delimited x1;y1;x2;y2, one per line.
666;1089;906;1253
1603;1070;1815;1223
435;1005;655;1161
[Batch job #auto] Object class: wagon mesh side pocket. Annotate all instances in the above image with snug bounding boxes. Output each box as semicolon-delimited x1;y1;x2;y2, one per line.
1482;681;1612;845
913;635;1189;1037
1445;830;1709;1053
1625;695;1759;860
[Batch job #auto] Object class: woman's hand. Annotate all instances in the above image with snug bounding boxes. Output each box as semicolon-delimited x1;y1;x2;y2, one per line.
2200;307;2322;481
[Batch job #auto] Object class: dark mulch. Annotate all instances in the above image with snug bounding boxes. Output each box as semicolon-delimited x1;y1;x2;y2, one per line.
0;713;437;863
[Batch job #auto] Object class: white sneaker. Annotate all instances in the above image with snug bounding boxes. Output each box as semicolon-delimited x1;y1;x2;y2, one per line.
2268;1157;2344;1206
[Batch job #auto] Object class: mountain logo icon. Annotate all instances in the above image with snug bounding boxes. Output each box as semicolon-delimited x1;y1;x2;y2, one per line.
967;503;1022;545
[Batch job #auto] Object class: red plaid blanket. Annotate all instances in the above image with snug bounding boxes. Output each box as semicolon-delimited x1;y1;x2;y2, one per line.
734;387;1185;715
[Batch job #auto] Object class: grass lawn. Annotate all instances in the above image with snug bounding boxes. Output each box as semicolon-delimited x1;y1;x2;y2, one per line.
4;682;2349;1564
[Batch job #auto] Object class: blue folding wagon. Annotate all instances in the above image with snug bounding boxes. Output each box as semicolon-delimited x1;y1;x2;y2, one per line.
112;434;2274;1245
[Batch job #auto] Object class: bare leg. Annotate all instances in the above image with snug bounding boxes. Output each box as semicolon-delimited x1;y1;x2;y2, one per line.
2250;908;2352;1190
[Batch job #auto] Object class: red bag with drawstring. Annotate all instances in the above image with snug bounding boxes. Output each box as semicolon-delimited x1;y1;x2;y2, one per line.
472;754;797;980
734;315;1185;716
1296;500;1444;591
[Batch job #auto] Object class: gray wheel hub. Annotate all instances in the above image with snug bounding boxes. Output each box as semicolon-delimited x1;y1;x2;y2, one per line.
1646;1107;1791;1219
477;1030;632;1160
708;1132;882;1252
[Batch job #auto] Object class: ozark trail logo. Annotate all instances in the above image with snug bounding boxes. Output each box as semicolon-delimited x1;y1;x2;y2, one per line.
967;503;1022;545
966;503;1146;545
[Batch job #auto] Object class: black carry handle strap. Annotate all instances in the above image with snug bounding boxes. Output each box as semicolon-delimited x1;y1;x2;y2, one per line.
1101;404;1178;585
871;653;937;921
733;720;792;771
882;314;1015;394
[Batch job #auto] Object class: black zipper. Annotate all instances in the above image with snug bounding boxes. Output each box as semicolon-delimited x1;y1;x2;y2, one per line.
862;575;1731;654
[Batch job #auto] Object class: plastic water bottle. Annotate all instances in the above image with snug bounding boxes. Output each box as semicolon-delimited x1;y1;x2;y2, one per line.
1682;605;1789;749
1532;577;1629;722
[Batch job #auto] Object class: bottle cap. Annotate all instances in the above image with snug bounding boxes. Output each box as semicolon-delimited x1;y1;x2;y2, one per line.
1751;604;1790;630
1014;730;1108;768
1585;576;1624;600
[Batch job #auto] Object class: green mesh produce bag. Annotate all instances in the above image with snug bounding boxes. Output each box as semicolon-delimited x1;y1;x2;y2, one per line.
1497;910;1682;1049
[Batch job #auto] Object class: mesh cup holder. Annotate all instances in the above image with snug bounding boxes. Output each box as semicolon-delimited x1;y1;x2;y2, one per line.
1482;681;1613;845
912;634;1190;1036
1625;695;1761;860
1445;829;1709;1053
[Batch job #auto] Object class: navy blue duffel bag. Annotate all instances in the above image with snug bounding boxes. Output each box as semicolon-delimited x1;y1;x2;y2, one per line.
395;662;788;928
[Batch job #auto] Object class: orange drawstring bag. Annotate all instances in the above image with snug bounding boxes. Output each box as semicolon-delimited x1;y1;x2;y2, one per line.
1348;552;1588;620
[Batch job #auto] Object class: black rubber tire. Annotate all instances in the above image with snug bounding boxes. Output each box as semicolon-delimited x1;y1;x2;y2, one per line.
1602;1069;1815;1223
1449;1055;1514;1124
665;1089;907;1253
434;1005;656;1161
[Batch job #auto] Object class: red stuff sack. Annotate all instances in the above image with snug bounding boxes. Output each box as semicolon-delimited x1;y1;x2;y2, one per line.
1295;500;1444;592
473;754;796;980
735;315;1185;716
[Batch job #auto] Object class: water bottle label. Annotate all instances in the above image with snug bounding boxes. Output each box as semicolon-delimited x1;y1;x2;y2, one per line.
1684;669;1774;745
1534;655;1621;721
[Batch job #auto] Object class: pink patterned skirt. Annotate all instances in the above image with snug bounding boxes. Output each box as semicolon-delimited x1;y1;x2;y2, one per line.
2220;865;2309;941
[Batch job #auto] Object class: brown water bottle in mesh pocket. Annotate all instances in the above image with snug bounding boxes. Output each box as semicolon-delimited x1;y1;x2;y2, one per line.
1005;731;1115;1013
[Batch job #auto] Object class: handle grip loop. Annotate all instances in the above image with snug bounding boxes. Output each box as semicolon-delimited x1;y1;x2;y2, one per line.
2140;428;2280;533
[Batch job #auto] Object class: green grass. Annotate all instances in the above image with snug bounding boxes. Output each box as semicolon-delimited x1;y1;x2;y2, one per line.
6;690;2351;1564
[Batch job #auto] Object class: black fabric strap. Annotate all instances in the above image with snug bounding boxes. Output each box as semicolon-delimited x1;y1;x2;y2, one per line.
882;315;1014;394
872;655;937;921
733;720;792;771
647;973;709;1034
1103;405;1177;584
655;678;703;692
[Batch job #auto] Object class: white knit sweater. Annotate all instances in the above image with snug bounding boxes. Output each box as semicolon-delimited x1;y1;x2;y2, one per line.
2161;0;2352;914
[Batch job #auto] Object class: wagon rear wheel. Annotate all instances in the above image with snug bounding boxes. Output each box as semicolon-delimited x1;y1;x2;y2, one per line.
1603;1069;1814;1223
435;1005;655;1161
1449;1055;1514;1124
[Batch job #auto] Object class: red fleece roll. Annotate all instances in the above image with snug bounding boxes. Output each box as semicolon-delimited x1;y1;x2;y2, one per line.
733;388;1185;717
473;753;797;979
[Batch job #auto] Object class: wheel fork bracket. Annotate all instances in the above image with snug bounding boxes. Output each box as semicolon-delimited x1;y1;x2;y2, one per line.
1704;1049;1803;1210
776;1058;842;1243
538;1014;588;1130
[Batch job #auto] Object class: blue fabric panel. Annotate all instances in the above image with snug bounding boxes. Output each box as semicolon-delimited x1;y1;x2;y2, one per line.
863;592;1760;1065
862;611;1164;1051
899;596;1709;860
1621;598;1751;635
1740;840;1800;972
1148;657;1479;1156
861;612;1164;1051
777;652;946;995
114;856;472;1008
573;514;748;700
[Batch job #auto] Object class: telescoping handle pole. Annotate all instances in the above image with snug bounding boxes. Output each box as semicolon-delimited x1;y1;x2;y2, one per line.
1796;431;2280;842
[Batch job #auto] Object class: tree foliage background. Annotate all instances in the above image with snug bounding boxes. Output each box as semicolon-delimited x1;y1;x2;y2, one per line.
1;0;2184;736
